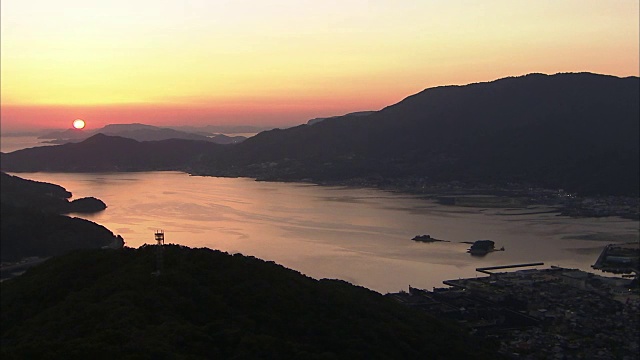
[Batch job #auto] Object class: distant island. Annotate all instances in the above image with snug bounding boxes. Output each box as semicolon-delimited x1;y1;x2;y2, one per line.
412;234;448;243
467;240;502;256
37;123;248;145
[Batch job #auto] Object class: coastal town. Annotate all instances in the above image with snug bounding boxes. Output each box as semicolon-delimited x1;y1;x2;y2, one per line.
389;258;639;359
314;177;640;221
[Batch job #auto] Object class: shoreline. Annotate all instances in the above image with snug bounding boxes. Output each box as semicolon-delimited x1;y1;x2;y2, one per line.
7;166;636;221
2;136;637;221
247;175;639;221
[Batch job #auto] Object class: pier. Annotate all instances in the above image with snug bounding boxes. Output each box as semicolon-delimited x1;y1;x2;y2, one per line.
475;262;544;274
591;243;639;275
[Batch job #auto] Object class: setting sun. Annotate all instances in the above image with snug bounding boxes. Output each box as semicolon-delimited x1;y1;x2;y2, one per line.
1;1;637;132
72;119;86;129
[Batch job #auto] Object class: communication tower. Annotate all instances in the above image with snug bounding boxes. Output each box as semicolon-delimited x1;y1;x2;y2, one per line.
155;230;165;245
153;230;164;276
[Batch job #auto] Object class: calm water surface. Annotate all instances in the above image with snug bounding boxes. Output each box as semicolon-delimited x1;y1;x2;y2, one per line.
1;136;54;153
11;171;639;293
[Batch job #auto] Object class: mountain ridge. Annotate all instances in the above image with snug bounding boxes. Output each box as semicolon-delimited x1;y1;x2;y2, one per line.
2;72;638;196
1;134;223;172
214;72;638;195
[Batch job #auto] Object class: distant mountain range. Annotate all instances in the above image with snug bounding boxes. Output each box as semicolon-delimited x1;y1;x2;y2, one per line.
2;73;638;196
39;123;247;145
167;124;275;135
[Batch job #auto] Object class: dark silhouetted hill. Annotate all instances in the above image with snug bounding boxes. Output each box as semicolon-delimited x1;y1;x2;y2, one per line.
0;203;120;262
1;172;106;214
0;245;499;359
3;73;638;196
0;173;119;262
206;72;639;196
1;134;224;172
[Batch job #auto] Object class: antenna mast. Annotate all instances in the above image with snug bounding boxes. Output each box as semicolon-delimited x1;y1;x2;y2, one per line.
153;230;164;276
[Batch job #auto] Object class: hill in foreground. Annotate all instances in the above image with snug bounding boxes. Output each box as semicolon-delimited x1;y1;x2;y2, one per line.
1;245;499;359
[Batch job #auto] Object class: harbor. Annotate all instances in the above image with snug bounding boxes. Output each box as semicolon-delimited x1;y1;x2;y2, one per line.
592;242;639;275
389;263;639;359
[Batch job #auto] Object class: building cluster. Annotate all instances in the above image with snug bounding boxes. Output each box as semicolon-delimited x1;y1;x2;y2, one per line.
389;266;639;359
557;195;639;220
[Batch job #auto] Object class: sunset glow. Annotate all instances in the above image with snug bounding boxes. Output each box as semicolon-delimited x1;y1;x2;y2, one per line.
1;0;638;131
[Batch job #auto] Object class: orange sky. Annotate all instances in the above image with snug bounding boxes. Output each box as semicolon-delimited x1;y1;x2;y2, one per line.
1;0;638;132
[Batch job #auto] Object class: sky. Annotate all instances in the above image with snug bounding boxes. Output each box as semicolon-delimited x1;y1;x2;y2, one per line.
1;0;639;132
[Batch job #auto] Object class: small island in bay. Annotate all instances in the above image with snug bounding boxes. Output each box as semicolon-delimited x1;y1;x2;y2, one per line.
412;234;449;243
466;240;505;256
67;196;107;213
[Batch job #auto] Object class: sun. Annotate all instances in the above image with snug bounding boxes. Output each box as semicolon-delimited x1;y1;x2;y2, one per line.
72;119;86;129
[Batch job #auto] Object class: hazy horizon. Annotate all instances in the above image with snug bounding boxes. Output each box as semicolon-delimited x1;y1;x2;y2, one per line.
0;121;285;136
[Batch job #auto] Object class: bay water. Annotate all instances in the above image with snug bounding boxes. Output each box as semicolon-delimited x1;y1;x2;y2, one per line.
10;171;638;293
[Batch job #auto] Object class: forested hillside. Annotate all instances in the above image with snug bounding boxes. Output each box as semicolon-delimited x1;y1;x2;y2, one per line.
1;245;500;359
